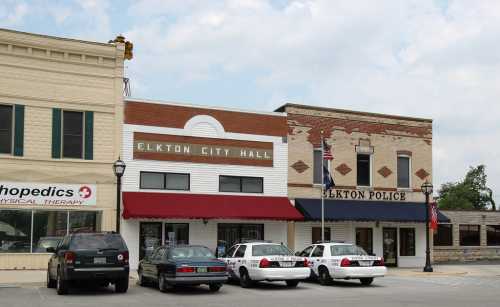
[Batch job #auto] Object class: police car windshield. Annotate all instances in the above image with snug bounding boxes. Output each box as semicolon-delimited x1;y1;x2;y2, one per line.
252;244;292;256
170;246;214;259
330;245;368;256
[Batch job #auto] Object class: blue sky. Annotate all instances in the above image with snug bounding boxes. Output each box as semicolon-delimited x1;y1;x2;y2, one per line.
1;0;499;202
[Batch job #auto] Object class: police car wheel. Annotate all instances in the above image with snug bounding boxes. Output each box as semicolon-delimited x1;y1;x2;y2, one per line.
360;278;374;286
318;267;332;285
239;269;254;288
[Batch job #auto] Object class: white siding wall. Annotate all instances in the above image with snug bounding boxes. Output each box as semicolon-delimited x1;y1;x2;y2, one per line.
122;123;288;196
294;222;426;268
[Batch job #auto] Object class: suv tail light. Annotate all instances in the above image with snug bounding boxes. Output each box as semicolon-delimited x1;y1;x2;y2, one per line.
64;251;76;264
118;251;129;264
208;266;226;272
259;258;270;268
340;258;351;267
176;266;195;273
373;258;385;266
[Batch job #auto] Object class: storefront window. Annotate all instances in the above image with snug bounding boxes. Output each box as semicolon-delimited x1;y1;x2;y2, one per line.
399;228;415;256
32;211;67;253
217;223;264;249
312;227;330;243
165;223;189;245
356;228;373;254
434;224;453;246
486;225;500;246
459;224;480;246
0;210;32;253
139;222;162;260
69;211;100;233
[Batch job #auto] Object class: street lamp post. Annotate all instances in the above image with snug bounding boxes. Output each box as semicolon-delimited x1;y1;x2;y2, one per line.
113;158;126;233
421;180;433;272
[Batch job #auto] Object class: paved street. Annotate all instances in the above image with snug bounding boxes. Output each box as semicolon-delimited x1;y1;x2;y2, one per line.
1;273;500;307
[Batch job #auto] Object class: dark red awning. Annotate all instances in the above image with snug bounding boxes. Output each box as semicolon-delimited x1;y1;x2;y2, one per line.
122;192;303;221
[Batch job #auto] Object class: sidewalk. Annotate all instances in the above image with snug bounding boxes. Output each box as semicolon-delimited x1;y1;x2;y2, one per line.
388;263;500;277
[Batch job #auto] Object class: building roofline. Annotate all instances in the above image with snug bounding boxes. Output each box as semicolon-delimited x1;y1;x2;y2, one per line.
0;27;115;47
275;103;433;123
125;97;287;117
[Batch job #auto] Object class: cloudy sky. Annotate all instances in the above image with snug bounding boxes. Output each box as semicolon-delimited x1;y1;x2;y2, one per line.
1;0;499;201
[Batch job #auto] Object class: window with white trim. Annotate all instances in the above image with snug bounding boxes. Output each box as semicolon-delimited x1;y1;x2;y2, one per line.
397;156;411;188
357;154;371;186
0;104;13;154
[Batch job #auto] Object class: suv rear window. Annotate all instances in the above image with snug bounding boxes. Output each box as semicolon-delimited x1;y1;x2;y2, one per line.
70;234;126;250
252;244;292;256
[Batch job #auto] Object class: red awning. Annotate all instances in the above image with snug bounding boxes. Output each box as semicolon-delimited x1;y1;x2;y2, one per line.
122;192;303;221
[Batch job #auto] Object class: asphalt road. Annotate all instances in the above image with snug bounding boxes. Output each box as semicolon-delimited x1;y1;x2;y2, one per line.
1;275;500;307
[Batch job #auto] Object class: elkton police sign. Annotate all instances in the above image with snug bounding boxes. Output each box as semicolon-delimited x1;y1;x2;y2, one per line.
0;182;97;206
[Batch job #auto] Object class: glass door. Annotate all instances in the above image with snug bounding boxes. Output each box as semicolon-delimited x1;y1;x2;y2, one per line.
139;222;162;260
383;228;398;267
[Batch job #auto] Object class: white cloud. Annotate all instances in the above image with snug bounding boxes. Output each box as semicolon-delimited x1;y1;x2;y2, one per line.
123;0;500;197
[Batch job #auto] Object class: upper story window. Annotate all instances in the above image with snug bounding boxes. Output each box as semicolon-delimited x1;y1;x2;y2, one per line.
219;176;263;193
140;172;190;191
357;154;371;186
313;149;329;184
52;109;92;160
0;105;13;154
63;111;84;159
397;156;411;188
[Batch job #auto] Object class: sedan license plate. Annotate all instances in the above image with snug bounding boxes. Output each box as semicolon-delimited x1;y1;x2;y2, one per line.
280;262;294;268
94;257;106;264
358;261;371;267
197;267;207;273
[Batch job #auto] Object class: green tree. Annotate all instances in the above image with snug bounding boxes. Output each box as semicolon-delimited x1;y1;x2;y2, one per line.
438;165;496;210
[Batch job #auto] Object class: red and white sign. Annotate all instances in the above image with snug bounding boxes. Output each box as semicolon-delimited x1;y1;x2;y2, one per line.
430;202;438;230
0;182;97;206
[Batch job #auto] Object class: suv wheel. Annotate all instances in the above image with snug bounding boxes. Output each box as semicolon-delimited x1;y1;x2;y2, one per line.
239;268;254;288
46;268;56;289
115;278;129;293
56;269;68;295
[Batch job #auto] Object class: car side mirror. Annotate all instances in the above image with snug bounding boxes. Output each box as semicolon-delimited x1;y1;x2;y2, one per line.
295;251;301;256
46;247;56;253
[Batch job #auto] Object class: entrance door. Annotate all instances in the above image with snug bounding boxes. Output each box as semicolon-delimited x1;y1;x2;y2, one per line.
139;222;162;261
382;228;398;267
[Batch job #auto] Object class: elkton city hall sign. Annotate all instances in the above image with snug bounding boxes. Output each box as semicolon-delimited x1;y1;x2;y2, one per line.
133;132;274;167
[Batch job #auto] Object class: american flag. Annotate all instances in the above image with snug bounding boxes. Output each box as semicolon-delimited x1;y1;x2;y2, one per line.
430;202;438;230
323;139;333;160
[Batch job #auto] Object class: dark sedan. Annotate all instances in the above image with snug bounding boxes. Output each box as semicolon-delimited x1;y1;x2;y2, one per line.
138;245;227;292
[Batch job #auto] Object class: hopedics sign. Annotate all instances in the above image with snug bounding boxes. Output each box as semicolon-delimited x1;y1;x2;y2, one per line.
0;182;97;206
133;132;274;167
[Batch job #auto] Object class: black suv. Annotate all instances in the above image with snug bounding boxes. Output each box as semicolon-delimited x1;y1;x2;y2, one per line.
46;232;129;295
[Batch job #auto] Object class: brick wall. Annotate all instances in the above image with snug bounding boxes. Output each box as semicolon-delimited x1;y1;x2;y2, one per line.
281;104;433;202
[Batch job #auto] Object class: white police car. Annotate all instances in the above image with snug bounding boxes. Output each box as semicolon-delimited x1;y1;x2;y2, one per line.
297;242;387;285
219;241;310;288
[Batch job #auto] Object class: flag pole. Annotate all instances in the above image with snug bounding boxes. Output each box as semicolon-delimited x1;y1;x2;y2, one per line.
321;130;325;242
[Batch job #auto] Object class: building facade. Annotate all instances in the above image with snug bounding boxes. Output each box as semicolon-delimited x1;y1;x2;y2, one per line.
0;29;125;269
277;103;448;267
120;99;302;270
434;210;500;262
